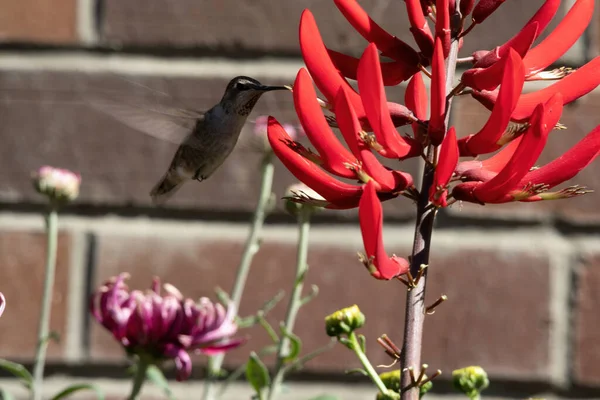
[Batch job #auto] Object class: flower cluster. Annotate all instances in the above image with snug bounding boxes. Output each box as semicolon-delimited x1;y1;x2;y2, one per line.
32;166;81;204
90;274;242;381
267;0;600;280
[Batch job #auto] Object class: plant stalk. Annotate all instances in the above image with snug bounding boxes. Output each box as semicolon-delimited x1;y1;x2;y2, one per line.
349;332;389;395
400;36;461;400
267;207;311;400
202;152;275;400
128;357;150;400
32;207;58;400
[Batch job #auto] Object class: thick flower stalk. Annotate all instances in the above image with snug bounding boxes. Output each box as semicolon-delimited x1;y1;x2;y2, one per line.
267;1;600;398
90;274;242;385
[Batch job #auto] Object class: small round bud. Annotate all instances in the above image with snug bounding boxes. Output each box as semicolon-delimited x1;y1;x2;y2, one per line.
452;366;489;400
419;375;433;397
379;370;401;392
324;304;365;337
284;183;325;217
33;166;81;204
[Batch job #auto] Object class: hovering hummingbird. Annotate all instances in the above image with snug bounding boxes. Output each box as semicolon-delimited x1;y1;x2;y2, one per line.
89;76;289;204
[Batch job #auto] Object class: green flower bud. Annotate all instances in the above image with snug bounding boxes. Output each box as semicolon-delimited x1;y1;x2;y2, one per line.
452;366;489;400
325;304;365;337
379;370;401;392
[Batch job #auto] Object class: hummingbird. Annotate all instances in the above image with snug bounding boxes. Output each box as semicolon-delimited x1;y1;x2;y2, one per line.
89;76;289;204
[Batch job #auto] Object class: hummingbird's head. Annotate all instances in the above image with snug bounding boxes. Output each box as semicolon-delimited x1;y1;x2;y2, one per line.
222;76;289;116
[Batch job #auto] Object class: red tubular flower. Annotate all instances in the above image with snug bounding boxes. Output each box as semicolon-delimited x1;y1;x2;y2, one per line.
267;117;364;208
334;0;421;66
428;38;446;146
524;0;594;76
453;94;563;204
299;9;416;130
405;0;435;56
357;43;421;158
473;56;600;122
335;86;413;192
460;0;475;17
518;125;600;193
327;49;418;86
294;68;358;179
405;72;428;140
435;0;451;57
359;181;409;280
459;49;525;156
472;0;507;24
469;21;537;73
430;127;458;206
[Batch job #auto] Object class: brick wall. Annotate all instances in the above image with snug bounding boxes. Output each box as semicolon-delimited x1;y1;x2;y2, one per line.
0;0;600;398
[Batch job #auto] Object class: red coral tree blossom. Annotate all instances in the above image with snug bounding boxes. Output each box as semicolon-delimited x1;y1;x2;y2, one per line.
268;1;600;398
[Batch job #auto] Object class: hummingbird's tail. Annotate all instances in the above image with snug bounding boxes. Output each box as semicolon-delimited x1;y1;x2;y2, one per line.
150;171;185;205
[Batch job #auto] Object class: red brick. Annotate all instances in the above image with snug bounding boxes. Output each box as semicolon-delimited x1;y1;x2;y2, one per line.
573;250;600;386
101;0;563;64
89;229;554;381
0;0;77;44
448;91;600;223
0;230;72;360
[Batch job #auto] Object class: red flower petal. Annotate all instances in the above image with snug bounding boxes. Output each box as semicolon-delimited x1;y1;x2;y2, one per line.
267;117;362;205
524;0;594;75
294;68;358;179
428;38;446;146
435;0;451;57
359;181;409;280
405;0;435;56
334;87;413;192
460;0;475;17
405;72;428;140
299;9;364;112
521;124;600;189
327;48;418;86
472;21;538;69
334;0;420;65
430;127;458;206
472;56;600;122
472;0;507;23
357;43;421;158
473;94;562;203
459;49;525;156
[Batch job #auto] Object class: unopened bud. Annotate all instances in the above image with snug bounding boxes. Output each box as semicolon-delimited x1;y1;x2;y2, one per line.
325;304;365;337
284;183;325;217
379;370;401;392
452;366;489;400
33;166;81;204
419;375;433;397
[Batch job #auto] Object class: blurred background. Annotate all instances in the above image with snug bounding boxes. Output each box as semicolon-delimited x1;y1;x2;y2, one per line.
0;0;600;398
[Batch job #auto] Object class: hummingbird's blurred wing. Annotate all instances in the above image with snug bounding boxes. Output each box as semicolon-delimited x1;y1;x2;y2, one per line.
87;94;204;146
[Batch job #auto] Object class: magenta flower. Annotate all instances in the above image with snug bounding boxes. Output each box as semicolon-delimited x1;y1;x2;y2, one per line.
90;274;242;381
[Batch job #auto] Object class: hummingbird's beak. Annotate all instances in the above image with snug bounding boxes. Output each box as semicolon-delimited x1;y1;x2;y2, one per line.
257;85;291;92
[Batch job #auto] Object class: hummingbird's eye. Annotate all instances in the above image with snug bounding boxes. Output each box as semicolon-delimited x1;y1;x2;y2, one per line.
235;82;249;91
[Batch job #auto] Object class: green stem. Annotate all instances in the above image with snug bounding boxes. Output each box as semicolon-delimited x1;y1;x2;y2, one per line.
128;357;150;400
202;153;275;400
267;208;311;400
348;332;388;395
32;208;58;400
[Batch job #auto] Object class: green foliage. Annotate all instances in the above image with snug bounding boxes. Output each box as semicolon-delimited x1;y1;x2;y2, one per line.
0;359;32;389
145;365;175;400
50;384;105;400
246;352;271;399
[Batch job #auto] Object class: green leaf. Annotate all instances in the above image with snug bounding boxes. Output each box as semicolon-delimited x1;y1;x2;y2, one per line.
358;334;367;354
50;384;104;400
146;365;175;400
0;388;16;400
214;286;232;305
0;359;33;389
307;396;338;400
280;325;302;363
246;352;270;396
344;368;368;376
